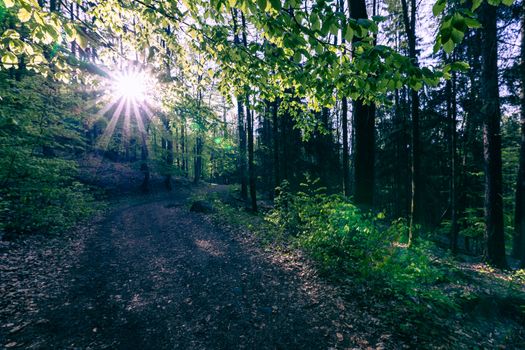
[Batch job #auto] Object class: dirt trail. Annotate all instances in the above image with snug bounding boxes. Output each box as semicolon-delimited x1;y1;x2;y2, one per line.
3;190;372;349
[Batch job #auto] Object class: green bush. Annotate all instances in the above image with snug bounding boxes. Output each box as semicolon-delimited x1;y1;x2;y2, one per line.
266;178;449;305
0;73;99;238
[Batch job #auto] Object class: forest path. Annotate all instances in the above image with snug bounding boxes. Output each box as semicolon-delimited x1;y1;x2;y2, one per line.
4;188;367;349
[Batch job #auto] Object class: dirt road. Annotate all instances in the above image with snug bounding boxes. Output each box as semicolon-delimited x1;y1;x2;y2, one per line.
2;191;369;349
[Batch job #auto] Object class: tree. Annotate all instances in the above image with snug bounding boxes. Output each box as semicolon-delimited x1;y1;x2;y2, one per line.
400;0;422;244
349;0;376;208
241;12;257;212
232;9;248;201
515;11;525;267
479;2;507;268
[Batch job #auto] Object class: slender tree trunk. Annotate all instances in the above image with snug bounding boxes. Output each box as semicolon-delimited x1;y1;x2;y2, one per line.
181;122;187;177
194;136;202;183
342;96;350;196
340;0;350;197
241;13;257;211
447;68;459;253
272;99;280;196
246;99;257;211
480;3;507;268
166;137;174;190
233;9;248;200
514;14;525;267
140;131;149;192
401;0;422;244
349;0;376;208
194;89;203;184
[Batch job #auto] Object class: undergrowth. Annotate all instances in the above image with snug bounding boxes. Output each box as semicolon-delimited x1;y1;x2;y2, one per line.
209;180;525;347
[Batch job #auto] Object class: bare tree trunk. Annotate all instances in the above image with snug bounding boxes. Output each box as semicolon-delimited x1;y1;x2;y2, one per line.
480;3;507;268
447;68;459;253
241;13;257;212
140;131;150;192
181;122;187;177
349;0;376;208
165;131;174;190
272;99;280;197
342;96;350;196
401;0;422;245
246;99;257;211
232;9;248;200
514;13;525;267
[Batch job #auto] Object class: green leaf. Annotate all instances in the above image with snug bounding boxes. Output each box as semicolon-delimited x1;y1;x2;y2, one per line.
471;0;482;11
2;29;20;39
432;0;446;16
9;39;24;54
464;17;481;28
3;0;15;8
451;28;464;43
293;51;302;63
18;8;32;22
344;25;354;42
76;31;88;49
433;39;441;54
443;39;454;53
269;0;281;11
311;13;320;31
501;0;513;5
1;52;17;69
257;0;266;10
450;61;470;72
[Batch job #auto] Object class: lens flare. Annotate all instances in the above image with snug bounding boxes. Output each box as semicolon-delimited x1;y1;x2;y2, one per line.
94;68;158;153
113;70;148;101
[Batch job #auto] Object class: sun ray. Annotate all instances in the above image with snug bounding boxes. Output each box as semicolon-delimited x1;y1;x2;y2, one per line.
132;99;150;154
97;97;126;151
124;97;131;150
132;99;146;135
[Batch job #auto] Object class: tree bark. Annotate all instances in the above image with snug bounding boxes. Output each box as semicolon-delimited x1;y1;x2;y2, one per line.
272;99;280;196
349;0;376;208
342;96;350;196
246;99;257;211
514;13;525;267
447;68;459;253
241;13;257;212
232;9;248;200
400;0;422;244
480;3;507;268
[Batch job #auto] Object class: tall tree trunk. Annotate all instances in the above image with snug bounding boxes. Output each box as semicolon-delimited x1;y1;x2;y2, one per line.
246;99;257;211
140;129;150;192
447;67;459;253
514;14;525;267
194;89;203;184
194;136;202;183
401;0;422;244
241;13;257;212
181;122;187;177
165;132;174;190
272;99;280;196
349;0;376;208
233;9;248;200
342;96;350;196
480;3;507;268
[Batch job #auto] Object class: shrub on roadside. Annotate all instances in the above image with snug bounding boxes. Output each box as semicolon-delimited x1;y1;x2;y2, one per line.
265;178;451;308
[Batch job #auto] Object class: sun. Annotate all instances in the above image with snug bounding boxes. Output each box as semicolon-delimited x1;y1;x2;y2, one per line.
112;70;148;101
95;68;158;152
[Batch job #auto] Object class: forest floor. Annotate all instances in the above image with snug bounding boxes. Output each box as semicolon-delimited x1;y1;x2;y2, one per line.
1;180;398;349
1;158;525;349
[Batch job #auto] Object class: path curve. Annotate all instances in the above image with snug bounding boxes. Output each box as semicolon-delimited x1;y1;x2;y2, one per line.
6;193;363;349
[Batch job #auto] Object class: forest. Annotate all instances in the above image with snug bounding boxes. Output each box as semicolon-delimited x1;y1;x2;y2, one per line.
1;0;525;348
